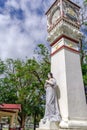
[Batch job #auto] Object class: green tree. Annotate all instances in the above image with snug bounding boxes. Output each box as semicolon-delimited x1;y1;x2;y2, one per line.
79;0;87;65
84;0;87;3
79;0;87;99
0;44;50;130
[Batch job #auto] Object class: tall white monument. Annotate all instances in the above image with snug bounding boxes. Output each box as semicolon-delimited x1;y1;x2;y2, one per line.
46;0;87;129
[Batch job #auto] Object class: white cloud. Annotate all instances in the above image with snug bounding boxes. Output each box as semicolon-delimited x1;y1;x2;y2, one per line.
0;0;85;60
6;0;20;9
0;0;49;60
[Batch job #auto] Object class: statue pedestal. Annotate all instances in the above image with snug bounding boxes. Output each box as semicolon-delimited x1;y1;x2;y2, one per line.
36;119;87;130
58;128;87;130
59;120;87;129
36;120;59;130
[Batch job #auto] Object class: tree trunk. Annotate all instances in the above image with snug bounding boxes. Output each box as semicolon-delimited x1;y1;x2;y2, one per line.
21;115;26;130
33;112;37;130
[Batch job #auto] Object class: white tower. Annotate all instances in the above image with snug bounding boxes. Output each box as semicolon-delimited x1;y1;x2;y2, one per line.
46;0;87;129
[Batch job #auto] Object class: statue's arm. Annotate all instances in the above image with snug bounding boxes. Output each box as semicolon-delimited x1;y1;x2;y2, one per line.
46;79;56;86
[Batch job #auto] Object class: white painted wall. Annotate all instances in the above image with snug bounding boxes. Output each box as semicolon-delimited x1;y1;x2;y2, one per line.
51;47;87;121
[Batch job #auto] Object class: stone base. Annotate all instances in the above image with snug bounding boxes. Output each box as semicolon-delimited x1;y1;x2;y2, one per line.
36;119;59;130
36;119;87;130
58;128;87;130
59;120;87;129
37;128;87;130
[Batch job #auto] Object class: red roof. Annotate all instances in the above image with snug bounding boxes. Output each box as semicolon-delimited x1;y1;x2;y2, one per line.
0;104;21;111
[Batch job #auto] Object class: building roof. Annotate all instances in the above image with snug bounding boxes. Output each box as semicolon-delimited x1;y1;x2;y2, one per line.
0;104;21;111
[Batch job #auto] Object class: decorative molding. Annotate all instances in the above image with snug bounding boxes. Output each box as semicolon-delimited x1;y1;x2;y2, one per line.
47;17;80;32
50;34;79;47
47;20;82;44
51;45;80;56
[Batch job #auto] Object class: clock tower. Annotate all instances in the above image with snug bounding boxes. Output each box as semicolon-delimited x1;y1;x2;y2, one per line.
46;0;87;129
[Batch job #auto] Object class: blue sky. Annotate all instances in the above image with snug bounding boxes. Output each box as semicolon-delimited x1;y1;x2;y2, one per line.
0;0;85;59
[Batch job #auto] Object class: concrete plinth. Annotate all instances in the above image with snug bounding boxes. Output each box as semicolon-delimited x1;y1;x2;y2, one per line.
37;127;87;130
59;129;87;130
37;119;87;130
37;128;87;130
36;120;59;130
59;120;87;129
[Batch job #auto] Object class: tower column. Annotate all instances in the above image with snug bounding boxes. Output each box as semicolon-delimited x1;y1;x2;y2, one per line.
46;0;87;129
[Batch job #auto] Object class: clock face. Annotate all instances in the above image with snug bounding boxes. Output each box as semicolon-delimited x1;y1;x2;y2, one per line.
63;1;79;22
65;7;78;22
50;6;60;25
51;9;60;24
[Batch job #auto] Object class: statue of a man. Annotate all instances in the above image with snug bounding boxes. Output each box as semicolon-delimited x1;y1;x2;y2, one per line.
42;72;61;123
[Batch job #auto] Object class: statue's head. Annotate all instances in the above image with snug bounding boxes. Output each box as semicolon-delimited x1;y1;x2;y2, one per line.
48;72;53;79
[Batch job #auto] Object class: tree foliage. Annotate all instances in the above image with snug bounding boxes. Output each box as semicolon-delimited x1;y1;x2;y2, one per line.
0;44;50;129
79;0;87;99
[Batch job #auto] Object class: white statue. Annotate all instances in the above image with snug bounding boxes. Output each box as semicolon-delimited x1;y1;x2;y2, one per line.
42;72;61;123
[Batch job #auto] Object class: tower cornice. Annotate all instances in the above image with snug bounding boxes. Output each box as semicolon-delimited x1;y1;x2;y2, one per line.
51;45;80;56
47;17;80;33
50;34;79;47
45;0;80;15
